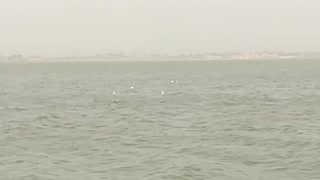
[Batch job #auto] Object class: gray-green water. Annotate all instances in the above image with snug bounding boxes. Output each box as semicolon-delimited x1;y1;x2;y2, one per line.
1;60;320;180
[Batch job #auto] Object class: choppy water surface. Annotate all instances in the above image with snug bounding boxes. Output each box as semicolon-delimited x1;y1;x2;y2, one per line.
1;60;320;180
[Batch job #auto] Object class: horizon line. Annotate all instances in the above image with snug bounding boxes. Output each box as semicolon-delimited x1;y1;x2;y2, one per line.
1;51;320;57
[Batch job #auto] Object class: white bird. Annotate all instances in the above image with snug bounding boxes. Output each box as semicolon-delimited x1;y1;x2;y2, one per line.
112;91;116;95
130;86;134;89
161;91;165;95
170;80;174;83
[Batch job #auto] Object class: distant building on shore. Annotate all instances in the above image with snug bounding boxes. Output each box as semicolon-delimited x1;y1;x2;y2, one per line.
8;54;24;61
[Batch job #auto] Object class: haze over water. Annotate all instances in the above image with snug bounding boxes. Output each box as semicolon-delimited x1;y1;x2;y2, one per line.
1;60;320;179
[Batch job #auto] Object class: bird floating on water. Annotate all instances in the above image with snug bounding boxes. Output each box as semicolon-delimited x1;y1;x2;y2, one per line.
171;80;179;84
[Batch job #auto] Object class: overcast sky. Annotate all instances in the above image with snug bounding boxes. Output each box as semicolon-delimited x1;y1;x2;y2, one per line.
0;0;319;56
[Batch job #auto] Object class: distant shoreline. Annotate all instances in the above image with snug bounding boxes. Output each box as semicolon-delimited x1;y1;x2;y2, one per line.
0;58;315;64
2;52;320;63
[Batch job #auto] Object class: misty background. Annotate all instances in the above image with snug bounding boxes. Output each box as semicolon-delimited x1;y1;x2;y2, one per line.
0;0;319;56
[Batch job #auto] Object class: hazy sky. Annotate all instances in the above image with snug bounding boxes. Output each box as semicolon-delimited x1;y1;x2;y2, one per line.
0;0;319;56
